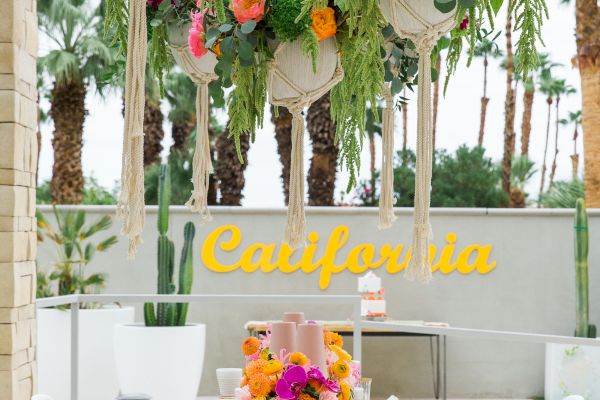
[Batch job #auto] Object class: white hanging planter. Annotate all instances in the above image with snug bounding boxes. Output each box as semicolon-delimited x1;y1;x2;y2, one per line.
545;342;600;400
114;323;206;400
378;0;456;39
167;22;218;81
37;305;135;400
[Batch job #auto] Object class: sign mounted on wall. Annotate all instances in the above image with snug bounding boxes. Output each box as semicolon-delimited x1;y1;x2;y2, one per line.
201;225;497;289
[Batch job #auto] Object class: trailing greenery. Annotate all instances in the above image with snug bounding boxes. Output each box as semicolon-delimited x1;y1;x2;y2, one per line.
510;0;548;78
331;0;386;190
301;29;320;72
103;0;129;55
36;206;118;307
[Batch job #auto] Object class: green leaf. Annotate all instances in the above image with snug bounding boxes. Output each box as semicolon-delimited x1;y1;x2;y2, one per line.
490;0;504;14
158;0;171;11
219;23;233;33
150;19;162;27
238;40;254;62
220;36;235;57
458;0;475;8
434;0;456;13
391;78;403;95
240;20;256;34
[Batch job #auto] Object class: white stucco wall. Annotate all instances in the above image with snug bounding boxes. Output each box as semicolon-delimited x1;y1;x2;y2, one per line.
36;206;600;398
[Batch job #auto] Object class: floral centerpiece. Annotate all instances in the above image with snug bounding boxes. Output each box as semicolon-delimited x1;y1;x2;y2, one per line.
238;330;359;400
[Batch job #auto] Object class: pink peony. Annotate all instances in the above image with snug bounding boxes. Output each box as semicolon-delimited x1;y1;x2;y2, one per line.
188;27;208;58
230;0;266;24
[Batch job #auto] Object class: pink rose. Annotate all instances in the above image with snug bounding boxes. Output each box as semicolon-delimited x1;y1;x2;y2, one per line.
230;0;266;24
188;27;208;58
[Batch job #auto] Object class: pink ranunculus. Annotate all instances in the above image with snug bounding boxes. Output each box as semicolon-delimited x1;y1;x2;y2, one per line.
188;27;208;58
191;10;205;31
230;0;266;24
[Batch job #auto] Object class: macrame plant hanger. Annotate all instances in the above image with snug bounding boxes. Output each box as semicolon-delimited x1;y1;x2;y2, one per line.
118;0;147;259
381;0;456;282
168;42;219;222
267;39;344;249
378;83;397;230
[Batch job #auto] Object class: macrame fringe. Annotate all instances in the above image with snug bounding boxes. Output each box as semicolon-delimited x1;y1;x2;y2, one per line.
117;0;147;260
284;108;306;249
378;84;397;230
185;82;213;222
405;39;436;283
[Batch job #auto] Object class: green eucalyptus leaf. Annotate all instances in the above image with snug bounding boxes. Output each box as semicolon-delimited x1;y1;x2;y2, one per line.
158;0;171;12
150;19;162;27
240;20;257;34
220;36;235;57
391;78;403;95
382;25;395;40
458;0;476;8
219;23;234;33
434;0;456;13
238;40;254;61
490;0;504;14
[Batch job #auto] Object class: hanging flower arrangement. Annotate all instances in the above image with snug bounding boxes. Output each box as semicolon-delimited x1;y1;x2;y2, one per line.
105;0;547;282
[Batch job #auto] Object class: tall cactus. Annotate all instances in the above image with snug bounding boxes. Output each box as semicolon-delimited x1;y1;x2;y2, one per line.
144;165;196;327
574;198;596;338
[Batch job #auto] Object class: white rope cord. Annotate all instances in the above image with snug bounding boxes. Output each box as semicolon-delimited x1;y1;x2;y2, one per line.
268;41;344;248
378;84;397;230
117;0;147;259
171;44;218;222
386;0;456;282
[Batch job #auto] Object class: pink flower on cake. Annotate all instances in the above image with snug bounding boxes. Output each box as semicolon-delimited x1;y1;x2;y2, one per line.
230;0;266;24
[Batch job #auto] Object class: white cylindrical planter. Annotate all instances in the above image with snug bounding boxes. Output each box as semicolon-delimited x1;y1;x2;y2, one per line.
545;342;600;399
114;324;206;400
37;306;135;400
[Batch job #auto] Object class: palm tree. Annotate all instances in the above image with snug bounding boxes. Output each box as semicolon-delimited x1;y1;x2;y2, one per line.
271;105;293;205
537;71;560;204
510;155;537;207
560;110;582;179
401;89;409;154
548;80;576;186
38;0;113;204
501;1;517;201
143;74;165;167
575;0;600;205
306;92;338;206
165;73;197;153
215;128;250;205
473;29;502;147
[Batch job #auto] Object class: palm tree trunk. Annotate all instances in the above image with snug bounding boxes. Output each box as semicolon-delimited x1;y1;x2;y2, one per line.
50;79;86;204
215;129;250;206
502;5;517;200
307;92;338;206
433;53;442;150
171;120;195;152
521;79;535;156
478;56;490;147
538;98;553;205
143;99;165;167
271;105;293;205
549;96;561;186
577;0;600;205
402;89;408;162
572;123;579;178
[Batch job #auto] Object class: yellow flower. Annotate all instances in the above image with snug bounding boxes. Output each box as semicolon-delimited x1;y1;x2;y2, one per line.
248;373;272;397
263;359;284;374
338;381;351;400
289;352;310;366
310;7;336;41
242;336;261;356
324;331;344;347
260;348;271;360
299;393;315;400
246;359;267;378
329;345;352;361
332;360;350;379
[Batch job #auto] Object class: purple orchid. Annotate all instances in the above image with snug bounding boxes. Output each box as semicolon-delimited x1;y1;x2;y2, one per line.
276;365;308;400
307;367;339;393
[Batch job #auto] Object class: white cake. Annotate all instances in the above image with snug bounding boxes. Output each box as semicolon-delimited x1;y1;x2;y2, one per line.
358;272;386;317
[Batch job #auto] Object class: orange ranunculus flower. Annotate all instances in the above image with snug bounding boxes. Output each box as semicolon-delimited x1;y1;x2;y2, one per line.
246;359;267;378
310;7;337;41
289;352;310;366
324;331;343;347
263;359;284;374
248;373;272;397
299;393;314;400
338;381;351;400
242;336;261;356
332;359;350;379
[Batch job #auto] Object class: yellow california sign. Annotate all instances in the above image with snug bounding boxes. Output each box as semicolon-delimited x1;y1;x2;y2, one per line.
201;225;497;289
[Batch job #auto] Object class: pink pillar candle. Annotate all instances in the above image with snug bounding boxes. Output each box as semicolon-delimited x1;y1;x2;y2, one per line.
270;322;297;355
282;312;306;325
296;323;327;374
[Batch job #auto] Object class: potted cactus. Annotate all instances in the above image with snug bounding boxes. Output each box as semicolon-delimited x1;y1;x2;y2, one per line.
114;165;206;400
545;198;600;400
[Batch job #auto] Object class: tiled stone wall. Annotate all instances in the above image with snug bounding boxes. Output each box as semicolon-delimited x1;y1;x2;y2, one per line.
0;1;38;399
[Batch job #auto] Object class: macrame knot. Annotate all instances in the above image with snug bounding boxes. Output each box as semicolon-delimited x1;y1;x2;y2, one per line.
414;32;439;53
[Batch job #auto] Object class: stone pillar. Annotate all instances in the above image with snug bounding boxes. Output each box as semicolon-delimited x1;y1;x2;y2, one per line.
0;1;38;399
